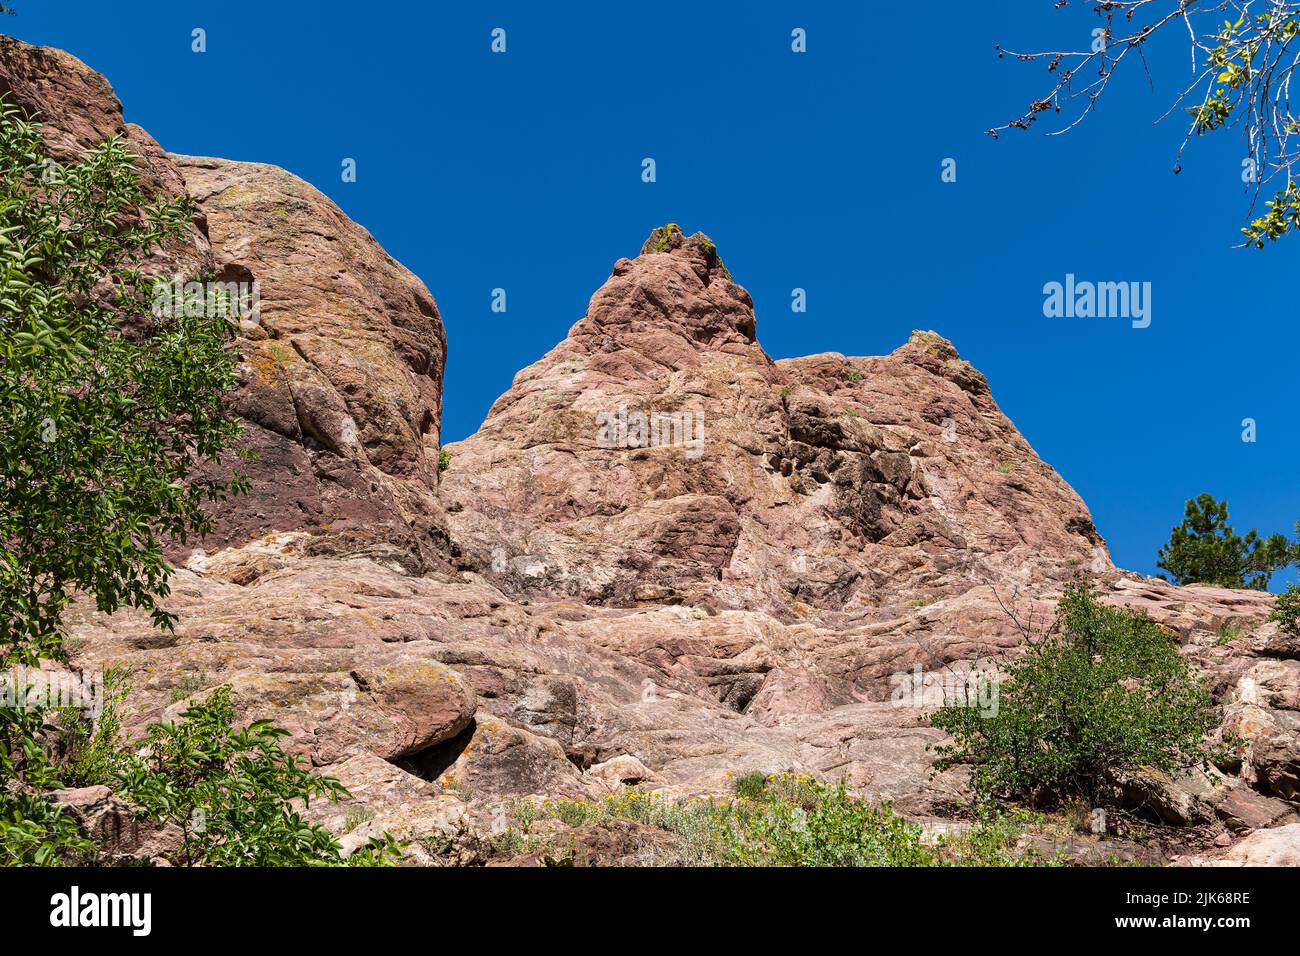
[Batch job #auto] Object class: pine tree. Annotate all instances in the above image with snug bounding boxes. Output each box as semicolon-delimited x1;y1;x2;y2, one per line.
1156;494;1290;590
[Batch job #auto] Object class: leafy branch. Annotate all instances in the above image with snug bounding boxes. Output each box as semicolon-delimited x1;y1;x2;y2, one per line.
993;1;1300;246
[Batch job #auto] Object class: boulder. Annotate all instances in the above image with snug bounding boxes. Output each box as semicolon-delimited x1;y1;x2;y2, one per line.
46;786;183;864
0;35;450;570
587;754;658;790
1184;823;1300;866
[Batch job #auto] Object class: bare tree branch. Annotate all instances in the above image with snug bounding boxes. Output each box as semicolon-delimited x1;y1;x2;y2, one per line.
992;1;1300;246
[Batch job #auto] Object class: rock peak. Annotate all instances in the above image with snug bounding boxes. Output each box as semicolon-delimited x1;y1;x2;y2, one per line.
896;329;988;395
907;329;960;359
638;223;730;280
640;222;686;255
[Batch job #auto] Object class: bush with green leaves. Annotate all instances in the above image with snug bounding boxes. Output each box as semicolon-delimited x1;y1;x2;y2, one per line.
536;773;1050;867
0;691;97;866
710;773;936;866
1;665;131;865
1271;584;1300;638
931;584;1217;809
0;668;110;865
732;769;768;802
0;791;92;867
0;95;249;865
0;100;246;653
1155;494;1291;590
115;687;399;866
0;101;396;867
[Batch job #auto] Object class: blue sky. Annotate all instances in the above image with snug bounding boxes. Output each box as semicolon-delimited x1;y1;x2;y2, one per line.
10;1;1298;585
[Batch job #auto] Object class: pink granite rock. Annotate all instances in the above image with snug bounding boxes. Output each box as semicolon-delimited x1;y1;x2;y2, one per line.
7;35;1295;865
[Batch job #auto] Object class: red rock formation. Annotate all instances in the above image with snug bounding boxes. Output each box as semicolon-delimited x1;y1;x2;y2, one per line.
441;223;1107;623
177;155;448;567
5;34;1294;864
0;35;449;569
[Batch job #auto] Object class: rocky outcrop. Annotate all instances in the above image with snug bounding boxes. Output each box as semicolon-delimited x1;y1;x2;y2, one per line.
176;155;448;566
1183;823;1300;866
0;36;185;198
46;786;182;864
0;35;450;570
439;224;1107;624
8;34;1296;865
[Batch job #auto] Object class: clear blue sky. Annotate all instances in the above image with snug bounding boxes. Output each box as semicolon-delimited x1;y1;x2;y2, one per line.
10;1;1298;585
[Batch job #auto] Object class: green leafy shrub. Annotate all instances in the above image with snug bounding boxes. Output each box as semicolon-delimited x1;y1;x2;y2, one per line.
933;806;1061;867
1271;584;1300;636
1156;494;1291;590
0;792;92;866
0;95;253;865
0;674;106;864
931;584;1217;809
712;774;934;866
541;773;1048;867
732;770;768;801
1216;624;1246;646
115;687;399;866
0;101;247;652
0;678;91;864
0;100;386;868
52;666;129;788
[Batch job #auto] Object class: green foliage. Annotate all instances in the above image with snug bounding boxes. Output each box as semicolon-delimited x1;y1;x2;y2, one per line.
0;99;246;652
932;584;1217;809
1207;15;1300;247
0;792;91;866
0;101;402;869
934;805;1062;867
54;666;129;787
1155;494;1291;590
0;683;104;864
1271;583;1300;636
2;677;403;866
1131;10;1300;247
438;448;451;472
0;660;100;865
648;223;681;252
713;775;934;866
732;770;768;801
167;668;208;704
1192;16;1300;131
342;805;375;833
1243;180;1300;248
115;686;400;866
0;97;250;865
996;7;1300;247
1188;16;1261;137
1216;624;1246;646
541;773;1050;867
